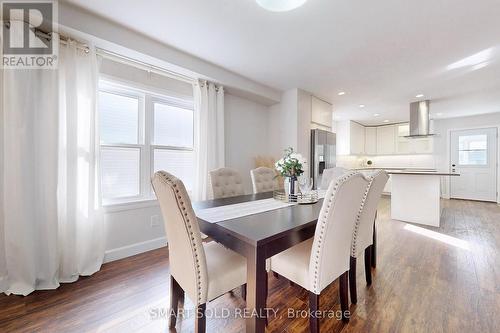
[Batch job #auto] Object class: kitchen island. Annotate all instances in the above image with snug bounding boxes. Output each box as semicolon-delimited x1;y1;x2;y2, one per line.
387;171;459;227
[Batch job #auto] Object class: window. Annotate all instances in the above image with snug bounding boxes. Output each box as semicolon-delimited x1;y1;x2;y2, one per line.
458;134;488;165
98;81;194;204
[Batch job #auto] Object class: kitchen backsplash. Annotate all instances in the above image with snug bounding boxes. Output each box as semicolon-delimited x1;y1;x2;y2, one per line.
337;154;436;169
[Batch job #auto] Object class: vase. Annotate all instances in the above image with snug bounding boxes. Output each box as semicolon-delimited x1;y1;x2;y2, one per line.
284;176;297;195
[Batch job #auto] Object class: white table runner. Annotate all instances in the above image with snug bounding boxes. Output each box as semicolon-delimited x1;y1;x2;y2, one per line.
196;190;327;224
196;198;294;223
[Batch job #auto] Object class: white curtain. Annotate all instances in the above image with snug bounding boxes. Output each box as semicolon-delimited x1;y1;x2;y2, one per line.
0;40;104;296
193;80;225;201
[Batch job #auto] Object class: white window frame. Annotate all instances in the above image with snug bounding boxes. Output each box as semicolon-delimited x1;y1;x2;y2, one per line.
99;80;195;206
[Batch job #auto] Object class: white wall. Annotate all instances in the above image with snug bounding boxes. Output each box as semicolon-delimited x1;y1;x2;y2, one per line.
224;93;272;193
103;204;165;262
268;88;314;164
433;113;500;200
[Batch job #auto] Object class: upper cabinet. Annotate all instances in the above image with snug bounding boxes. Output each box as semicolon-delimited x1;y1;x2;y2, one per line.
335;120;365;155
376;125;396;155
395;123;411;154
311;96;333;128
365;127;377;155
350;121;365;155
335;121;433;156
395;123;433;154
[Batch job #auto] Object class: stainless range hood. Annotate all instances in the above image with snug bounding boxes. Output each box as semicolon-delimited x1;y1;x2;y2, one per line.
405;100;435;138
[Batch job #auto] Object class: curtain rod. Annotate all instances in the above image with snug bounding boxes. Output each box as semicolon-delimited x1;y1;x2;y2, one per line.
3;22;89;52
96;48;196;84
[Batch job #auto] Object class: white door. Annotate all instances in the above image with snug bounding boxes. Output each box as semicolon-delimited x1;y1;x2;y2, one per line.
450;128;497;202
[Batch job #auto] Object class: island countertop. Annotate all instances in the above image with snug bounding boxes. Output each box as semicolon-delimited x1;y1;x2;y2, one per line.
387;171;460;176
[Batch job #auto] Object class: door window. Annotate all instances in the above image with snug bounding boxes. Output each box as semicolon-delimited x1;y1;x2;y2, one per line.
458;134;487;165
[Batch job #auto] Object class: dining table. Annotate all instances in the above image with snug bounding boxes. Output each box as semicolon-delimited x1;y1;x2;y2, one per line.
192;191;325;333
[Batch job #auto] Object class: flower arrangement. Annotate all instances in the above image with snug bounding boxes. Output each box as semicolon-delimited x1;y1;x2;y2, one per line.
275;147;307;178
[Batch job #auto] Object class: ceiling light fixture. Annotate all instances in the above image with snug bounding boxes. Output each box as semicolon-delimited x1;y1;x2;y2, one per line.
373;113;380;117
359;104;365;108
256;0;308;12
338;91;346;96
383;119;390;123
436;112;443;116
415;94;424;98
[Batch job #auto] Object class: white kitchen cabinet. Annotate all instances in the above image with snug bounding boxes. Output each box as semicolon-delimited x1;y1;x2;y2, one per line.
365;127;377;155
350;121;365;155
311;96;333;128
395;123;411;154
376;125;396;155
412;137;434;153
335;120;365;155
336;121;433;156
395;123;433;154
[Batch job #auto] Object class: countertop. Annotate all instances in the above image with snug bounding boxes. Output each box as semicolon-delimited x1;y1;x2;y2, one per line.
387;171;459;176
352;167;459;176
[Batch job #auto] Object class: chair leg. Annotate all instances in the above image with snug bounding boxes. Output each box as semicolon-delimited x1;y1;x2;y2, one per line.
309;292;320;333
339;271;350;323
241;284;247;301
372;213;377;268
265;274;269;326
365;247;372;285
349;256;357;304
195;303;206;333
169;276;183;328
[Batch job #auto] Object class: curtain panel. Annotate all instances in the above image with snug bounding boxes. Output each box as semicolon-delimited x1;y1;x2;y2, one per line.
0;40;104;296
193;80;225;201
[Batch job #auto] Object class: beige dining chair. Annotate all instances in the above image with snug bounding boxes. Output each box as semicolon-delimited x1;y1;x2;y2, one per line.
319;167;348;190
250;167;278;193
269;171;370;332
209;167;245;199
151;171;247;333
349;170;389;304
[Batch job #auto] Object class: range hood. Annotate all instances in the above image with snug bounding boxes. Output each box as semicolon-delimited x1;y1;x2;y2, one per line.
405;100;435;138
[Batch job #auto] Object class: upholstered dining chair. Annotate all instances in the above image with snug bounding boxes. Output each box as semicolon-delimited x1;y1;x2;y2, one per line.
349;170;389;304
209;167;245;199
151;171;247;333
270;171;370;331
319;167;348;190
250;167;279;193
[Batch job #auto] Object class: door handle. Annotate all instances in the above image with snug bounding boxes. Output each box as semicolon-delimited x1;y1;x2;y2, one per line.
451;164;456;167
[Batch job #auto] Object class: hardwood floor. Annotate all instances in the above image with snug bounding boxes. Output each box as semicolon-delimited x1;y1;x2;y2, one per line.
1;198;499;332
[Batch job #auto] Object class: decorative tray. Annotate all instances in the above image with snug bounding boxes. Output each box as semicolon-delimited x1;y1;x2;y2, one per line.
273;190;319;204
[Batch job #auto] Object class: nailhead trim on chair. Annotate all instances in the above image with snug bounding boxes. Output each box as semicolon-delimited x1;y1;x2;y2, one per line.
311;171;360;294
153;171;207;304
350;170;384;258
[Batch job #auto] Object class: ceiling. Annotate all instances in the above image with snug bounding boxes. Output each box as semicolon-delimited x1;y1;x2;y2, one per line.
64;0;500;125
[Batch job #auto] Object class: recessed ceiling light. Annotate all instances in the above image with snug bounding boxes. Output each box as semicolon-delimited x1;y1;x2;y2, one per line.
338;91;346;96
436;112;443;116
373;113;380;117
256;0;308;12
359;104;365;108
383;119;390;123
415;94;424;98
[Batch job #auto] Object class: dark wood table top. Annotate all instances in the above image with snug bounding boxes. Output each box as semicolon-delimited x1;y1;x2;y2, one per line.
193;191;323;246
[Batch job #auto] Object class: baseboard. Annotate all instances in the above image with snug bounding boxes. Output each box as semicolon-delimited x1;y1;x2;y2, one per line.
0;275;7;292
104;237;167;263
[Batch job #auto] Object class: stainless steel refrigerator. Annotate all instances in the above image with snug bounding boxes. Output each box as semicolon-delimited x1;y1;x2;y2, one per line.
310;129;336;189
